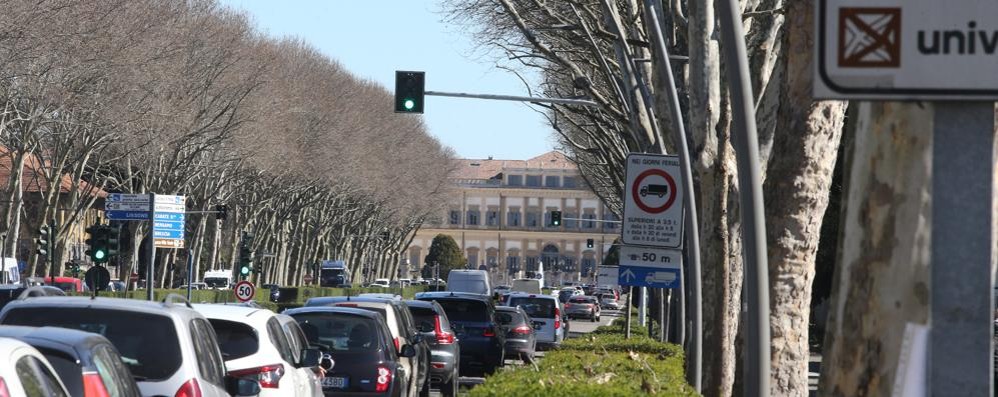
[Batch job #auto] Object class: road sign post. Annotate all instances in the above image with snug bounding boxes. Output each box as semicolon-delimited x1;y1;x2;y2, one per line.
234;280;255;303
817;1;997;394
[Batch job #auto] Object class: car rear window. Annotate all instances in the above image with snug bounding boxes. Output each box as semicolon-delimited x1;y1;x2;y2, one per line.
292;312;382;352
508;297;556;318
432;299;489;323
208;319;259;360
36;348;82;396
569;297;595;304
409;306;437;332
2;307;182;381
495;311;522;326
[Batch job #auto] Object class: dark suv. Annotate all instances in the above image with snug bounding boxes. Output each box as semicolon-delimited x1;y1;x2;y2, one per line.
415;292;505;376
405;300;460;397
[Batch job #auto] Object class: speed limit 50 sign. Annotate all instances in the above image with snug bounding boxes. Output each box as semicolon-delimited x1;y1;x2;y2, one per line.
233;281;255;303
622;153;684;248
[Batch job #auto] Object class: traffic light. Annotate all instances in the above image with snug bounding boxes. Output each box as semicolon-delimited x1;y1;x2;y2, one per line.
394;71;425;113
35;225;51;257
106;224;122;258
215;204;228;221
254;263;263;275
85;224;109;264
551;211;562;226
238;232;254;279
586;238;594;249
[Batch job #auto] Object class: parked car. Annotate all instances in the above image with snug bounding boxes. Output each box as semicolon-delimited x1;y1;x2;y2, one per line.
598;293;620;310
557;289;575;304
0;285;64;311
505;293;566;350
44;277;87;293
0;336;70;396
286;306;412;397
194;303;324;397
494;306;537;363
306;296;430;397
405;300;460;397
369;279;391;288
565;295;601;322
0;295;260;397
0;325;142;397
415;291;505;376
445;270;491;296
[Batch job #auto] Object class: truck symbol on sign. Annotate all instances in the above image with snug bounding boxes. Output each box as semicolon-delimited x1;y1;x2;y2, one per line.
640;184;669;198
645;271;676;284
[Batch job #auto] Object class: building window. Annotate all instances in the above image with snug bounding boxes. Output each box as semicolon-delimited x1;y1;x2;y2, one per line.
563;176;577;188
507;208;521;227
544;175;560;187
467;208;480;225
486;209;499;226
604;213;619;230
564;212;578;228
468;253;478;269
507;256;521;274
525;175;542;187
582;212;596;229
525;256;539;270
526;210;541;228
581;257;597;277
449;210;460;225
507;175;523;186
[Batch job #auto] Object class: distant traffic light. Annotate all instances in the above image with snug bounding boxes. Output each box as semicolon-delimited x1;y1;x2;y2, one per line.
35;225;51;258
239;232;254;279
394;71;425;113
85;224;109;264
215;204;228;221
586;238;594;249
551;211;562;227
106;224;122;259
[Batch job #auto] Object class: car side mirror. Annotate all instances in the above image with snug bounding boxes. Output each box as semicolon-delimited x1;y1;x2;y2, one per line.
297;348;322;368
225;376;261;396
411;333;424;344
400;344;417;358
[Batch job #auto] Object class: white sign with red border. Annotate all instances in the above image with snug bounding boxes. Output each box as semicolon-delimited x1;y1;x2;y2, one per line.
234;280;255;302
622;153;684;249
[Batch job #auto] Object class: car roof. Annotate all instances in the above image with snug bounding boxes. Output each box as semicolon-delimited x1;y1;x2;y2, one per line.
284;305;385;320
357;293;402;300
306;296;401;306
507;292;558;300
0;325;109;354
191;303;275;325
415;291;492;302
494;306;521;312
1;296;202;319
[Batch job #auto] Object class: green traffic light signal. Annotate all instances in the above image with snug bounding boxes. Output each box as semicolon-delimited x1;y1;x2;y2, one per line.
404;99;415;110
551;211;562;226
93;249;106;261
394;71;425;113
240;266;250;276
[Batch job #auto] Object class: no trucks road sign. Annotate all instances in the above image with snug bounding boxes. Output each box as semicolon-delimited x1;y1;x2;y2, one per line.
622;154;684;249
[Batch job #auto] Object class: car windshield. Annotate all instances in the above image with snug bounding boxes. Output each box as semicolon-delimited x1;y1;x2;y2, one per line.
508;297;556;318
291;312;381;352
2;307;182;381
208;319;259;360
431;299;489;322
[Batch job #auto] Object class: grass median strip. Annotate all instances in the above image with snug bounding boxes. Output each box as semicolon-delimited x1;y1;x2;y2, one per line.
469;323;699;397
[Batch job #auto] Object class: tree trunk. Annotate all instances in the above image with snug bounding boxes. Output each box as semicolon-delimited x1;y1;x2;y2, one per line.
762;2;848;395
818;102;932;396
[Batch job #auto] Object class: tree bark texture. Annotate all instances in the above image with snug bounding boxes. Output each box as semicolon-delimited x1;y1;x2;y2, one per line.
818;102;932;397
762;2;847;395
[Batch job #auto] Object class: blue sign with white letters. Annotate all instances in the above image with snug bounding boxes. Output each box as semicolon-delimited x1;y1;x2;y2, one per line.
618;266;680;289
152;229;183;239
106;210;150;220
154;212;185;221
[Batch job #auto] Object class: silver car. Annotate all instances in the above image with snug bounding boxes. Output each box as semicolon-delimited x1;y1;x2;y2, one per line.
0;294;259;397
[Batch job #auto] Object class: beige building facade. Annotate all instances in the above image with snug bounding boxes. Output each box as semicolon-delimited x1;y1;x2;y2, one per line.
410;151;619;287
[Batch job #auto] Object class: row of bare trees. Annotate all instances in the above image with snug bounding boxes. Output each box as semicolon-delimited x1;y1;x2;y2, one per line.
446;0;848;396
0;0;453;288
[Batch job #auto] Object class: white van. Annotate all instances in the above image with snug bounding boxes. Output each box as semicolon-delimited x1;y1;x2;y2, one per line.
511;278;542;294
504;292;565;350
446;270;491;296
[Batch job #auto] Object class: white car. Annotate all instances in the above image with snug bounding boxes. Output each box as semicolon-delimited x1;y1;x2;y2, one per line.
0;337;70;396
370;279;391;288
194;304;324;397
505;293;566;350
0;295;259;397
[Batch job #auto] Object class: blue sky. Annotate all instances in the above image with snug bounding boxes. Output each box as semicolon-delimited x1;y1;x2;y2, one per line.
220;0;554;160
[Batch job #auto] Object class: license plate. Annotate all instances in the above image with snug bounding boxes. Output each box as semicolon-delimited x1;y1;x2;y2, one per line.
322;376;348;389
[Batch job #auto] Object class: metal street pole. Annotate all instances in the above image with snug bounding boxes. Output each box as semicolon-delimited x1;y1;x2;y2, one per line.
146;193;156;301
186;248;194;302
930;102;994;395
642;0;702;389
717;1;771;395
425;91;598;107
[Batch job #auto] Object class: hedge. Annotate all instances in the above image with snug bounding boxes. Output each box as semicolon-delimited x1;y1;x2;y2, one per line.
469;323;698;397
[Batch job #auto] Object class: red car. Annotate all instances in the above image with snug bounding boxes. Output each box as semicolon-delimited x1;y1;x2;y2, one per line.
45;277;87;293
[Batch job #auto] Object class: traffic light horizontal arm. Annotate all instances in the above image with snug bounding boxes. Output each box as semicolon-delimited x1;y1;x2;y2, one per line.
424;91;599;107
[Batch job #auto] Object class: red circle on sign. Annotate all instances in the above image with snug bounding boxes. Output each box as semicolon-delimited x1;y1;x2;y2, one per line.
631;169;678;214
234;280;255;302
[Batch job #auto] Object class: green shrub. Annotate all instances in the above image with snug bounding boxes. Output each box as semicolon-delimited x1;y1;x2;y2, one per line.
470;322;697;397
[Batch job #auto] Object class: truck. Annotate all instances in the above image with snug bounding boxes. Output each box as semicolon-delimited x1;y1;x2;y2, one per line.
319;260;351;287
524;261;546;289
203;269;232;289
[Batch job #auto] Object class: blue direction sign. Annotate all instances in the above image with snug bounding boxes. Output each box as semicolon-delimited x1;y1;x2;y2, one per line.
154;212;185;221
618;266;680;288
153;229;183;239
152;194;186;248
106;210;150;221
153;220;184;231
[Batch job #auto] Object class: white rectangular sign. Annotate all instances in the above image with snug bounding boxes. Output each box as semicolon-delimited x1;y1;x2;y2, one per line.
596;266;619;288
105;202;150;211
155;195;186;204
154;203;185;213
107;193;150;203
816;0;998;100
619;246;683;270
622;153;684;249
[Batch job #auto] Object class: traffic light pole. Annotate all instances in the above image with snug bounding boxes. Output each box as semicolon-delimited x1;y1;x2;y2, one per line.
424;91;599;107
147;193;155;301
46;220;56;284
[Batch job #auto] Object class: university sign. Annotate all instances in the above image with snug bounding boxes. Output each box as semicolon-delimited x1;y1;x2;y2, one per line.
816;0;998;99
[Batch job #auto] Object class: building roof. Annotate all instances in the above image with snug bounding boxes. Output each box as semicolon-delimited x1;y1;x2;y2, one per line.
451;151;576;180
0;147;107;198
